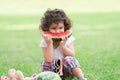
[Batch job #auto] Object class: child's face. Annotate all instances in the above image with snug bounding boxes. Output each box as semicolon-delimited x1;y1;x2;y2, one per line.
48;22;64;33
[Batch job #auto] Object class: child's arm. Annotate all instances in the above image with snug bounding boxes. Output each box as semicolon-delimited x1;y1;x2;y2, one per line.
61;43;75;57
60;36;75;57
41;34;54;63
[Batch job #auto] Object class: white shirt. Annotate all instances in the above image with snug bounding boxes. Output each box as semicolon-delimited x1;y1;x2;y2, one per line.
39;36;75;60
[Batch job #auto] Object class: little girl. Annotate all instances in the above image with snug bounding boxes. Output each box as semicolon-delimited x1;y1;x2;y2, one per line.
39;8;87;80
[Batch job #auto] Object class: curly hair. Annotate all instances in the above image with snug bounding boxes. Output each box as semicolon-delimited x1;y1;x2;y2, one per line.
39;9;72;31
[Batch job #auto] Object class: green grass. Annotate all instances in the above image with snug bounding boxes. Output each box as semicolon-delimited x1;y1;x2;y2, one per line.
0;12;120;80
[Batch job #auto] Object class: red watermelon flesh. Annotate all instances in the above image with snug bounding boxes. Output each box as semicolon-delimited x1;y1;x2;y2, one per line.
42;30;72;42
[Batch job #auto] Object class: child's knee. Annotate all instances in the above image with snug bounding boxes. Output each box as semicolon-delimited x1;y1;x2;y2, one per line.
63;56;80;69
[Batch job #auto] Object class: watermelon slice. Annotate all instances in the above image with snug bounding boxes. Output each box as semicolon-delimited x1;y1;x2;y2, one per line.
42;30;72;42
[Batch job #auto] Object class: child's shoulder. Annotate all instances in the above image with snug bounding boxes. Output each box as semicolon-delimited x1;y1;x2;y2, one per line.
39;39;47;47
68;36;75;41
66;36;75;46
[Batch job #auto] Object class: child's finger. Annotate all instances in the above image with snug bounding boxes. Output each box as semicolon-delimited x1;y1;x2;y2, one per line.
49;35;52;38
61;36;67;41
61;36;65;41
44;34;49;40
65;36;68;40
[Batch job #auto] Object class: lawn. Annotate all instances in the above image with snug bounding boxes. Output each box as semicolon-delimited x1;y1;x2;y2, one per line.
0;12;120;80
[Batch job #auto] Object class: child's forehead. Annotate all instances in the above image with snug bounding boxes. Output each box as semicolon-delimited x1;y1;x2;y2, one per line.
49;22;64;27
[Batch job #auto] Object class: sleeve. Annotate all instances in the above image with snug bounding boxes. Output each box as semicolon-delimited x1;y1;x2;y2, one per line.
39;39;47;47
66;36;75;46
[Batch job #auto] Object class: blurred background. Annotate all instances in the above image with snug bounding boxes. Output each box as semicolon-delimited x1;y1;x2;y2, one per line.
0;0;120;80
0;0;120;14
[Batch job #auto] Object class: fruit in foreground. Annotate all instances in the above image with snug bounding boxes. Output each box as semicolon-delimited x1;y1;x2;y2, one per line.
34;71;61;80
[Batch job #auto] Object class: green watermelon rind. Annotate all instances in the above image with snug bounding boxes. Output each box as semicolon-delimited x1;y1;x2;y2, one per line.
34;71;61;80
52;33;72;42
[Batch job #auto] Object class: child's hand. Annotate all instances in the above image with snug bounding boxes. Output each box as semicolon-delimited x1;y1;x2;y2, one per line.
60;36;67;47
43;34;53;45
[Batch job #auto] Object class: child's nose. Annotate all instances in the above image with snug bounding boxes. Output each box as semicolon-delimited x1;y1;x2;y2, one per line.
55;30;60;33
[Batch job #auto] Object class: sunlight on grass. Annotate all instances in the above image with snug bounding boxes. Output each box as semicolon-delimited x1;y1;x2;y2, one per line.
1;24;39;30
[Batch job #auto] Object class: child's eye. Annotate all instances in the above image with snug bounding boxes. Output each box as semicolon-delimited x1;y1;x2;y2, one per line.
59;27;63;29
52;28;56;30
